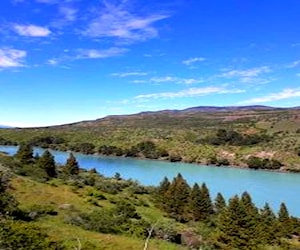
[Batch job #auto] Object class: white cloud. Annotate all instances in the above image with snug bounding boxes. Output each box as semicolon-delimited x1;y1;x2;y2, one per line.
181;78;204;85
240;88;300;104
84;1;168;42
112;71;148;77
131;80;147;83
14;24;51;37
47;59;58;65
219;66;272;85
134;86;243;100
221;66;271;78
59;6;77;21
150;76;177;83
182;57;206;66
0;48;26;68
76;47;127;59
149;76;203;85
287;60;300;68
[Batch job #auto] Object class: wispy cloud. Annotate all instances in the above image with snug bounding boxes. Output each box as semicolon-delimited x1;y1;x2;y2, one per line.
59;6;77;21
240;88;300;104
150;76;177;83
50;5;78;28
84;1;168;42
221;66;271;78
0;48;26;68
76;47;128;59
47;59;58;65
134;86;243;100
219;66;272;85
182;57;206;66
35;0;59;4
149;76;204;85
287;60;300;68
13;24;51;37
112;71;148;77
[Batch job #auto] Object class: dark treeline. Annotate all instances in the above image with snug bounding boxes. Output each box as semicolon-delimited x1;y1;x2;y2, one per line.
203;129;271;146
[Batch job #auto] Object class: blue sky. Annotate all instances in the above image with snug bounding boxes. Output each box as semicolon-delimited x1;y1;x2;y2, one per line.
0;0;300;127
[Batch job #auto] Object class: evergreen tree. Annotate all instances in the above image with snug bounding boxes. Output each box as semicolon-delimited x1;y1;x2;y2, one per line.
199;183;213;217
278;202;291;237
189;183;202;221
190;183;213;222
64;153;79;175
214;192;226;214
165;173;190;222
216;195;259;249
240;191;258;214
15;143;33;163
258;203;277;245
156;176;170;209
37;150;57;178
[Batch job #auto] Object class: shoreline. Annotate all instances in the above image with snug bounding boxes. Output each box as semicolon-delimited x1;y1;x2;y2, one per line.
0;145;299;174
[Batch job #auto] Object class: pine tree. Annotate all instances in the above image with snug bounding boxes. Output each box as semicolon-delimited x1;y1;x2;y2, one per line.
278;202;291;238
189;183;202;221
156;176;170;209
216;195;259;249
190;183;213;222
214;192;226;214
240;191;258;214
37;150;57;178
15;143;33;163
64;153;79;175
165;173;190;222
258;203;277;245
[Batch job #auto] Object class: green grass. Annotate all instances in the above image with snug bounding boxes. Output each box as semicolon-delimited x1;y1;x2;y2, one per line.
9;176;187;250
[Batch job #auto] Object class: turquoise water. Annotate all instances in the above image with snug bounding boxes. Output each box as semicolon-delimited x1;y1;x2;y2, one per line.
1;145;300;217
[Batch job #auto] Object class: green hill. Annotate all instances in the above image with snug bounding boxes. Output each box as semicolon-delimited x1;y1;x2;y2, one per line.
0;105;300;171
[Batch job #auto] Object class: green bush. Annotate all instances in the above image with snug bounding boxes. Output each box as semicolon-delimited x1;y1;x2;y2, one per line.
0;220;63;250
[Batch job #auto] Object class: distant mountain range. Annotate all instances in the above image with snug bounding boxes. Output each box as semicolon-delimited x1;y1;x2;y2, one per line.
0;125;12;129
64;105;300;129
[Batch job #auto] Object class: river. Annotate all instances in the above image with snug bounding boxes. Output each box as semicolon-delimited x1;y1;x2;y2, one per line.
1;145;300;217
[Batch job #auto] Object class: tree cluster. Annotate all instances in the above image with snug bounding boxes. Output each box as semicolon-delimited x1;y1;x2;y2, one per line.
206;129;270;146
247;156;282;170
156;174;300;249
13;144;80;181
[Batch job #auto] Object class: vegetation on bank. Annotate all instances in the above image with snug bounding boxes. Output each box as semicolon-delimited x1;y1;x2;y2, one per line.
0;144;300;249
0;107;300;171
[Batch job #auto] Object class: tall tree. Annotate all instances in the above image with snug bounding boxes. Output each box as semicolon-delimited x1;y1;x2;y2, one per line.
190;183;213;222
15;143;33;163
165;173;190;222
258;203;277;245
214;192;226;214
37;150;57;178
64;153;79;175
278;202;291;238
156;176;170;209
216;195;259;250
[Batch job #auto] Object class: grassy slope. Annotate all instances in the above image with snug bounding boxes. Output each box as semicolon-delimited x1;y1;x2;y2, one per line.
9;175;186;250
